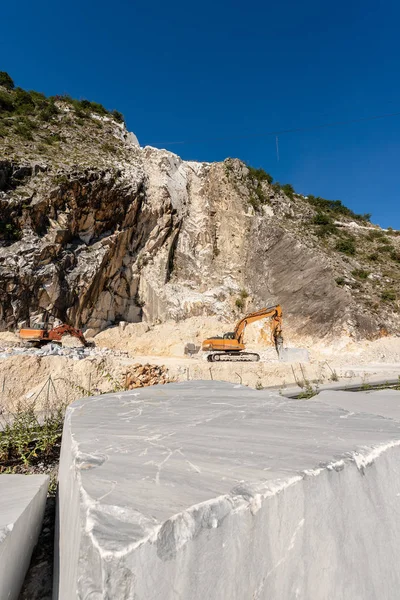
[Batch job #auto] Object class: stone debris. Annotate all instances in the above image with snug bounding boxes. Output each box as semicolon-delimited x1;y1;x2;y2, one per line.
0;344;129;361
124;363;173;388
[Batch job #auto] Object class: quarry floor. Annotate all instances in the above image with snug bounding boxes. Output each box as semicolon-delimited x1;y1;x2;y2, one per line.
0;319;398;599
0;318;400;411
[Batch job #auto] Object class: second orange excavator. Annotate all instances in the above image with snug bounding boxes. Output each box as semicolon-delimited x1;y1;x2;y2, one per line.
19;322;88;347
202;304;283;362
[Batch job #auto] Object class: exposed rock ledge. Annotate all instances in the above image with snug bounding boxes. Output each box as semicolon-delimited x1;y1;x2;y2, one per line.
55;382;400;599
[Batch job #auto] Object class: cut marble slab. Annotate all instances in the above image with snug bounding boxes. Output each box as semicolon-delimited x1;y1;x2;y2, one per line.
0;474;49;600
55;381;400;600
317;388;400;420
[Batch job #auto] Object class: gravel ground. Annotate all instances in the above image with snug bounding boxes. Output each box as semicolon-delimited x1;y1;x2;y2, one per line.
18;494;56;600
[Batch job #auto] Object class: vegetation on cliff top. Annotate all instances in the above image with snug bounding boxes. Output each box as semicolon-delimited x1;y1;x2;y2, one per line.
0;72;129;167
0;72;124;126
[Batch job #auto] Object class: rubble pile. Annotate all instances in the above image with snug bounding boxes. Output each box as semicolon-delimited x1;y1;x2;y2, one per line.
125;363;173;389
0;344;129;361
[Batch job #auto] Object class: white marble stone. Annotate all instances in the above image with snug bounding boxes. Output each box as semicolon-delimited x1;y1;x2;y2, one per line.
0;474;49;600
317;388;400;419
55;381;400;599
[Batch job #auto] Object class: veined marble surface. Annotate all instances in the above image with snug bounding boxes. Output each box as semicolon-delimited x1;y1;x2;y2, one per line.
0;475;48;600
55;381;400;599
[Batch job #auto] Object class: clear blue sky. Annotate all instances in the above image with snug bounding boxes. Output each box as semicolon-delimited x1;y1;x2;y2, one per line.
2;0;400;227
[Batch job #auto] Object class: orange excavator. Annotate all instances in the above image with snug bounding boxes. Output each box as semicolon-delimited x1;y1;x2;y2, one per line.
19;321;88;347
202;304;283;362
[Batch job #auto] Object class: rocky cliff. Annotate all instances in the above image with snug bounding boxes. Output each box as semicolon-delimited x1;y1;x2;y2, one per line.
1;81;399;339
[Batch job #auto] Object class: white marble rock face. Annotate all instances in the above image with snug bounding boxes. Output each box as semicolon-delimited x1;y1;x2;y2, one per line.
55;382;400;599
0;474;49;600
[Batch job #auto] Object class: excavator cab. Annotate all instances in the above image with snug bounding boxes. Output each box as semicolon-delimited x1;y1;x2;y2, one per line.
223;332;235;339
31;322;46;330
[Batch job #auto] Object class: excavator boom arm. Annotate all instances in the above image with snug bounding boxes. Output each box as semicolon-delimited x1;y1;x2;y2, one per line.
50;324;88;346
234;304;283;348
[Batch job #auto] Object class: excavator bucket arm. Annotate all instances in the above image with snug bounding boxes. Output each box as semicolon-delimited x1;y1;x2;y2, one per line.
234;305;283;347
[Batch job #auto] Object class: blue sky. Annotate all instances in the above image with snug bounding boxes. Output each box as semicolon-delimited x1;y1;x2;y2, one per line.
2;0;400;227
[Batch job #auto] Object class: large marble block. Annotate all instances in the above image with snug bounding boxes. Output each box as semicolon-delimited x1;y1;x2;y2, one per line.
317;388;400;419
0;474;49;600
55;381;400;599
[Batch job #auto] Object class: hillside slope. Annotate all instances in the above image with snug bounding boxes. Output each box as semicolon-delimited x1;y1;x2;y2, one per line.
1;78;399;339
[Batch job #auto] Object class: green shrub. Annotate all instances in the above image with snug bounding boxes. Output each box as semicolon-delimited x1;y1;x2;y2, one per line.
0;72;14;90
13;88;35;114
43;133;62;145
377;244;395;254
13;121;34;140
366;230;387;242
254;184;267;204
111;109;124;123
315;223;337;237
0;399;65;469
306;195;368;222
368;252;379;261
240;289;249;299
28;90;47;105
235;297;244;309
0;90;14;112
248;195;260;211
352;269;370;280
272;182;281;194
381;290;396;302
390;250;400;263
39;100;59;121
101;142;115;153
335;238;356;255
335;276;345;286
313;212;334;225
281;183;295;199
248;166;273;184
79;99;108;116
0;222;22;241
297;382;319;399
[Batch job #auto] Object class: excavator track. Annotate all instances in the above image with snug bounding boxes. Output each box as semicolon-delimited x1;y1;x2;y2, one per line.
207;352;260;362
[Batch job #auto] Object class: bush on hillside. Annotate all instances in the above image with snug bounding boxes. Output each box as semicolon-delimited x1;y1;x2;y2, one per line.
306;195;369;222
111;110;124;123
247;166;273;185
0;90;14;112
248;195;261;211
390;250;400;263
352;269;370;280
377;244;395;254
335;238;356;256
381;289;396;302
13;88;35;114
0;72;14;90
315;223;338;237
366;230;387;242
39;100;59;121
281;183;295;199
312;212;334;225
